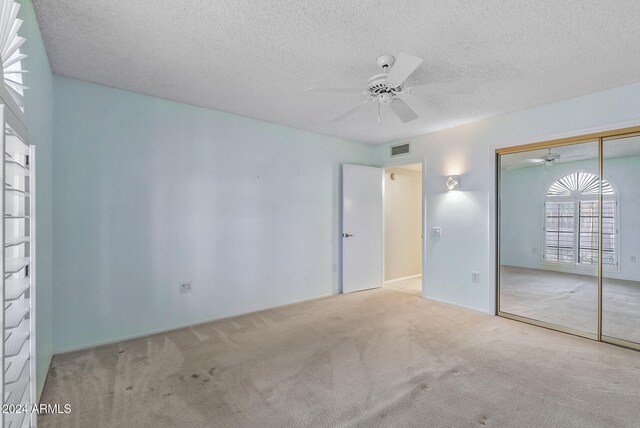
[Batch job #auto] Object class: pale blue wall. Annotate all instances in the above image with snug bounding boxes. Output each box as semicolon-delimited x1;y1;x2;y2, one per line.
52;76;371;352
53;79;640;352
372;83;640;314
18;0;54;400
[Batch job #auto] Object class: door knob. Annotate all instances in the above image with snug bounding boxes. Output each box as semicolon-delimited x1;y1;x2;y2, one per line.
343;233;353;238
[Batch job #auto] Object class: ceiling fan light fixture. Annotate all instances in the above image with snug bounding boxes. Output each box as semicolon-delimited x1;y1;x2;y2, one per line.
379;93;393;104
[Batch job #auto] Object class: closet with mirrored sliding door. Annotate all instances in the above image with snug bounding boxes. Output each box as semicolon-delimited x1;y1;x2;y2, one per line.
497;126;640;351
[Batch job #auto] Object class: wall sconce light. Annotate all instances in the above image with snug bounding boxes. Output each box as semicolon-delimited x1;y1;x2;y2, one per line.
446;175;461;191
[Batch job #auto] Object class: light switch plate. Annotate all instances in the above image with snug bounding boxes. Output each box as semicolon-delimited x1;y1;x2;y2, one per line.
431;227;441;238
471;272;480;283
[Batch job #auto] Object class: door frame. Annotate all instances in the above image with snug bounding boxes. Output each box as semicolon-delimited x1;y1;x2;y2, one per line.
495;125;640;351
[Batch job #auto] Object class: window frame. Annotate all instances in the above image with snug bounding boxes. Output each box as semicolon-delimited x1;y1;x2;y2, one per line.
542;171;619;272
543;198;576;264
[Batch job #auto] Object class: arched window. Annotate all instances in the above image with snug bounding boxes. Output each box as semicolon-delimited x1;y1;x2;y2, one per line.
544;172;617;267
1;0;27;110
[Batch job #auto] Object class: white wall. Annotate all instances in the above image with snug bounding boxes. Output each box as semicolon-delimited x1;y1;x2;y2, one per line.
19;0;55;399
52;77;371;352
372;83;640;314
500;156;640;281
384;167;421;281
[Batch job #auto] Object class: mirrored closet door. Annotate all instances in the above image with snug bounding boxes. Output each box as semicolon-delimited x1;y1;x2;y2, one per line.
602;134;640;348
498;140;600;337
497;127;640;351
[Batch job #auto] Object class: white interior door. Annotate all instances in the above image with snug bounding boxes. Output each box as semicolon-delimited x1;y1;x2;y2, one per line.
342;164;383;293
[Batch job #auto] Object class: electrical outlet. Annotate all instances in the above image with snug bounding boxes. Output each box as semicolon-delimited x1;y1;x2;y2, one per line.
471;272;480;283
179;281;193;294
431;227;441;238
532;248;537;254
631;256;637;264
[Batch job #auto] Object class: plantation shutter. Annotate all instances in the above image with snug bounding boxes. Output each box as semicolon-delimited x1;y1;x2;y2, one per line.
544;200;575;263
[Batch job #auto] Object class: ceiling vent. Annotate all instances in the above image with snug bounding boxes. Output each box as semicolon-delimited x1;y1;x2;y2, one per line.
391;142;410;157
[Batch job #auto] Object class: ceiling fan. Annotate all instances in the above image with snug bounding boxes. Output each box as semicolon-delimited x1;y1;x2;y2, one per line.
307;53;476;123
506;149;590;170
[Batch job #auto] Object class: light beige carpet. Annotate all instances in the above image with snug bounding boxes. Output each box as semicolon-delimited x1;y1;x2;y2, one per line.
385;275;422;297
500;266;640;343
40;279;640;427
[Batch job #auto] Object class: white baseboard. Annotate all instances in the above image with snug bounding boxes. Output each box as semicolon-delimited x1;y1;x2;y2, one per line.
423;295;493;315
53;292;335;355
384;274;422;284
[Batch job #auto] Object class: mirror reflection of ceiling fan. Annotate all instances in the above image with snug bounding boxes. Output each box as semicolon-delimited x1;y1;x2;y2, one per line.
506;149;591;170
307;53;476;123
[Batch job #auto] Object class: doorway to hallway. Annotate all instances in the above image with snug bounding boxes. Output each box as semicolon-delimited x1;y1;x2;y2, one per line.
384;164;423;296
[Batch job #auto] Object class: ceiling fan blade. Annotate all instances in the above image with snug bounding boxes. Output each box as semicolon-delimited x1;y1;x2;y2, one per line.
562;153;590;159
505;159;545;169
409;82;477;96
389;98;418;123
386;53;423;87
307;87;364;94
330;99;372;122
504;164;523;170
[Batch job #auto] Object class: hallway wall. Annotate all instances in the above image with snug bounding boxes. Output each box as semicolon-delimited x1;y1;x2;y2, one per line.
384;167;422;281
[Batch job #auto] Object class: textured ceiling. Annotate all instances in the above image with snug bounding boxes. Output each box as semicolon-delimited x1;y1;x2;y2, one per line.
33;1;640;144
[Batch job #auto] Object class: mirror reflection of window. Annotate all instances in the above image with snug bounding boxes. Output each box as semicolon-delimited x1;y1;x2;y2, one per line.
499;134;640;349
544;172;617;268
